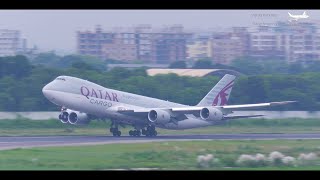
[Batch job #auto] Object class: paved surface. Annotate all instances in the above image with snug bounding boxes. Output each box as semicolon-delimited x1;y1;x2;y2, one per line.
1;133;320;150
1;111;320;120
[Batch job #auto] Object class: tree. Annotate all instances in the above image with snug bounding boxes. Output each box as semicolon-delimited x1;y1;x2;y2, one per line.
305;60;320;72
57;55;83;68
169;61;187;69
71;61;95;71
246;76;267;103
192;59;213;69
0;55;32;79
32;52;60;65
231;57;264;75
288;62;304;74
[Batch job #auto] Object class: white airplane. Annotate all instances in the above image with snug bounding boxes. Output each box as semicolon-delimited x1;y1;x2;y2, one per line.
288;11;309;21
42;74;296;137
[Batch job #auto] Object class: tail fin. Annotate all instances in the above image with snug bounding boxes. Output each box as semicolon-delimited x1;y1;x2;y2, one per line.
197;74;236;107
303;11;306;15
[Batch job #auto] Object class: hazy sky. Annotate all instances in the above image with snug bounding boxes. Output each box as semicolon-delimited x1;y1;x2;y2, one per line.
0;10;318;54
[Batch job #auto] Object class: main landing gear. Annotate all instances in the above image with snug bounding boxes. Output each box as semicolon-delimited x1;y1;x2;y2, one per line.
129;125;157;137
144;125;157;137
110;120;121;137
110;127;121;136
109;120;158;137
129;129;141;137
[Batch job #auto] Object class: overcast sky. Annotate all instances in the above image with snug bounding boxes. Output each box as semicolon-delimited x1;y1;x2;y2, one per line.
0;10;318;55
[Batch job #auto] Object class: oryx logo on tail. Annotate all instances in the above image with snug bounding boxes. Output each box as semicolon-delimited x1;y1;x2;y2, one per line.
197;74;236;107
212;80;234;106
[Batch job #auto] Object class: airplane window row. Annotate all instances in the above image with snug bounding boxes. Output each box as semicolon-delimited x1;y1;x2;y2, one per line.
56;77;66;81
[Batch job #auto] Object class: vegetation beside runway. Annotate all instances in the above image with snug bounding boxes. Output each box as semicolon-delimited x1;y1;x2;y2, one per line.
0;117;320;136
1;139;320;170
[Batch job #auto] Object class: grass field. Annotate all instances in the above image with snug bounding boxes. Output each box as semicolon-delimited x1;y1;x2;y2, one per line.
0;118;320;136
1;139;320;170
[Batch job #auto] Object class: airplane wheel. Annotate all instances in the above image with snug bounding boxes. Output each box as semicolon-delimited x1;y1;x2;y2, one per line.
129;130;133;136
112;130;121;137
153;131;157;137
145;132;150;137
142;129;146;135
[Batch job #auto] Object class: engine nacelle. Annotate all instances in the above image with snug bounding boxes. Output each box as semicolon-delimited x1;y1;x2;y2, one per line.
200;107;223;122
148;109;171;124
68;111;90;125
59;111;70;124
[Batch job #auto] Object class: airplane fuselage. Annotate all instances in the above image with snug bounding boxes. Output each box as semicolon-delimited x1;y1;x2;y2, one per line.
42;76;216;130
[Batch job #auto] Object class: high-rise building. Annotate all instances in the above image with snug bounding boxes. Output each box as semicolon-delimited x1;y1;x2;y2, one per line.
210;27;250;65
102;32;137;61
77;25;115;60
77;25;192;64
151;26;192;64
0;29;21;57
249;22;320;63
250;26;286;60
186;33;212;60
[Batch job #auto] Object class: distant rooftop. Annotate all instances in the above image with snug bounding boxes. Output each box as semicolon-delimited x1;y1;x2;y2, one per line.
107;64;169;70
147;69;243;78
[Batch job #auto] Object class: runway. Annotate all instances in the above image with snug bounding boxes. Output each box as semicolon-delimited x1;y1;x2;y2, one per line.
1;133;320;150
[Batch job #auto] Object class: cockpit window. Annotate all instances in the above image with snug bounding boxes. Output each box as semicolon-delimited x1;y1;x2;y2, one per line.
56;77;66;81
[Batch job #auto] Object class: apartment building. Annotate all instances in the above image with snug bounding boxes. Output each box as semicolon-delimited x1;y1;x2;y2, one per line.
77;25;192;63
102;32;137;61
0;29;22;57
211;27;250;64
250;28;286;60
250;22;320;63
187;34;213;60
77;25;115;60
121;25;192;64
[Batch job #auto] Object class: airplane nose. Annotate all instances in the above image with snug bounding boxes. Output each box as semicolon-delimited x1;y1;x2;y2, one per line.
42;84;50;98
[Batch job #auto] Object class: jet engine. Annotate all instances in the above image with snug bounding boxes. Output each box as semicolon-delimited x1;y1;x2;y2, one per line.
200;107;223;122
58;109;72;123
68;111;90;125
148;109;171;124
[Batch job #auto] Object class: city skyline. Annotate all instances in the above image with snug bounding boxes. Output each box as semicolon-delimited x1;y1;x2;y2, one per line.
0;10;318;54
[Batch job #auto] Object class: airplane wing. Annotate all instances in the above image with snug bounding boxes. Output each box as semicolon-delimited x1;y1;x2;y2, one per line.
168;101;297;112
117;101;296;119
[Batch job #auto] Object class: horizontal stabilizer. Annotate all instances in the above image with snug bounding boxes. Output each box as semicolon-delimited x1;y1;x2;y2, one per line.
223;115;264;120
269;101;297;106
219;101;297;110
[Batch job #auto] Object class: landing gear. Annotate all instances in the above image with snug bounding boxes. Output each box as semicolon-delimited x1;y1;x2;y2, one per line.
129;130;141;137
110;127;121;136
110;120;121;137
144;125;157;137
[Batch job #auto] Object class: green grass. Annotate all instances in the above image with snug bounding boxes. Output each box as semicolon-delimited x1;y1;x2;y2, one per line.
1;139;320;170
0;118;320;136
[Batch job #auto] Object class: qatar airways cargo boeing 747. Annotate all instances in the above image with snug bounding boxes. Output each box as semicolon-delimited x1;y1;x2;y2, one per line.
42;74;295;137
